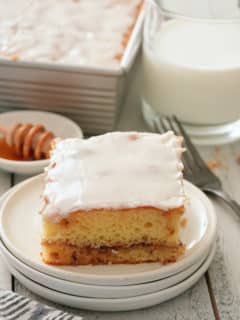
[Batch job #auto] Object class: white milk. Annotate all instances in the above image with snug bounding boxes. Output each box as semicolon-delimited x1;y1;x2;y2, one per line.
142;20;240;125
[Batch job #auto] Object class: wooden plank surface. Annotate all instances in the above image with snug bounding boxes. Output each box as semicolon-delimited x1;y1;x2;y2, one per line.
199;144;240;319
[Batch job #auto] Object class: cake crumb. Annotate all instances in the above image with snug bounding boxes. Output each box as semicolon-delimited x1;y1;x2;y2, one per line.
180;217;188;228
128;133;139;141
111;249;118;255
214;146;221;154
236;154;240;165
207;159;222;170
10;54;20;61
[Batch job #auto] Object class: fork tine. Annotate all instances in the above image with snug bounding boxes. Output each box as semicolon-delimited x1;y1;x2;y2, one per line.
151;116;159;133
156;116;194;180
164;116;175;133
172;116;209;170
153;118;163;133
154;116;167;134
163;116;195;179
159;117;169;132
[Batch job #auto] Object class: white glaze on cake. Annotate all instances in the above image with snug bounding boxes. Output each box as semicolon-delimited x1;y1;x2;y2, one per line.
42;132;185;221
0;0;141;67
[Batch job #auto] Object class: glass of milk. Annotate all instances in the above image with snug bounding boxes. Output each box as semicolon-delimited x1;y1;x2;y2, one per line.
142;0;240;144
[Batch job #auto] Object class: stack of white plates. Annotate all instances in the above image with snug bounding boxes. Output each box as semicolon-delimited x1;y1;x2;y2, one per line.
0;175;217;312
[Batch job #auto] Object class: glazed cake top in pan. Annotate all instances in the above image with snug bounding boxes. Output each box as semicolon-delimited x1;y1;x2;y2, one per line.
0;0;142;68
42;131;185;221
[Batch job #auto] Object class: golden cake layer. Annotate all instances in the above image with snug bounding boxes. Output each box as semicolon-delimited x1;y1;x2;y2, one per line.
41;206;184;265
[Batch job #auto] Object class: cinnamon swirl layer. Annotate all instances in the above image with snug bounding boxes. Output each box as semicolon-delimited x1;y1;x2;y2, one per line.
41;242;185;266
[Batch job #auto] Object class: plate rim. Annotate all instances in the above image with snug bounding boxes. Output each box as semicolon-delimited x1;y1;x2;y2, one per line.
2;243;216;311
0;174;217;286
0;238;209;298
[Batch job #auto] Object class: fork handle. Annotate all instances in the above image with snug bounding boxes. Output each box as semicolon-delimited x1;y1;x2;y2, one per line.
204;188;240;217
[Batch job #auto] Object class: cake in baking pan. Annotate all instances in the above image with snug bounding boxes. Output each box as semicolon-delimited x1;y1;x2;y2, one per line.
0;0;143;67
40;132;185;265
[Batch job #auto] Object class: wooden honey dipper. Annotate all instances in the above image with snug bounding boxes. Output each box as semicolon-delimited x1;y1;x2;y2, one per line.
0;123;55;160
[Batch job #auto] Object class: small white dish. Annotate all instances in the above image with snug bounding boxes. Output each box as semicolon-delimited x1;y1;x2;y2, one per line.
0;110;83;174
0;239;209;298
1;243;216;312
0;174;217;286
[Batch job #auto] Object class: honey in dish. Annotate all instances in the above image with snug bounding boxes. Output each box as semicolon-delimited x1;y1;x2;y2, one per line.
0;137;23;161
0;122;54;161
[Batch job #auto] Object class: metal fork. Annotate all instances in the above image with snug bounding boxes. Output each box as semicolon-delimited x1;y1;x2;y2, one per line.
154;115;240;216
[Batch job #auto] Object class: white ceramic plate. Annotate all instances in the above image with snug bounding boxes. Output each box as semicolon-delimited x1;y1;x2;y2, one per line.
2;243;216;312
0;174;217;286
0;239;209;298
0;110;83;174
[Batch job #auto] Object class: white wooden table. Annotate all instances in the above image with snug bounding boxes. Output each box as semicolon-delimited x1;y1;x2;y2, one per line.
1;60;240;319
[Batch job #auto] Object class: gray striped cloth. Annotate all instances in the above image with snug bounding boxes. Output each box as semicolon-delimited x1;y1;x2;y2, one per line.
0;290;82;320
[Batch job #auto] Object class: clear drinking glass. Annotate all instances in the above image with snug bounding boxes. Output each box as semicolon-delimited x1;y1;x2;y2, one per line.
142;0;240;144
